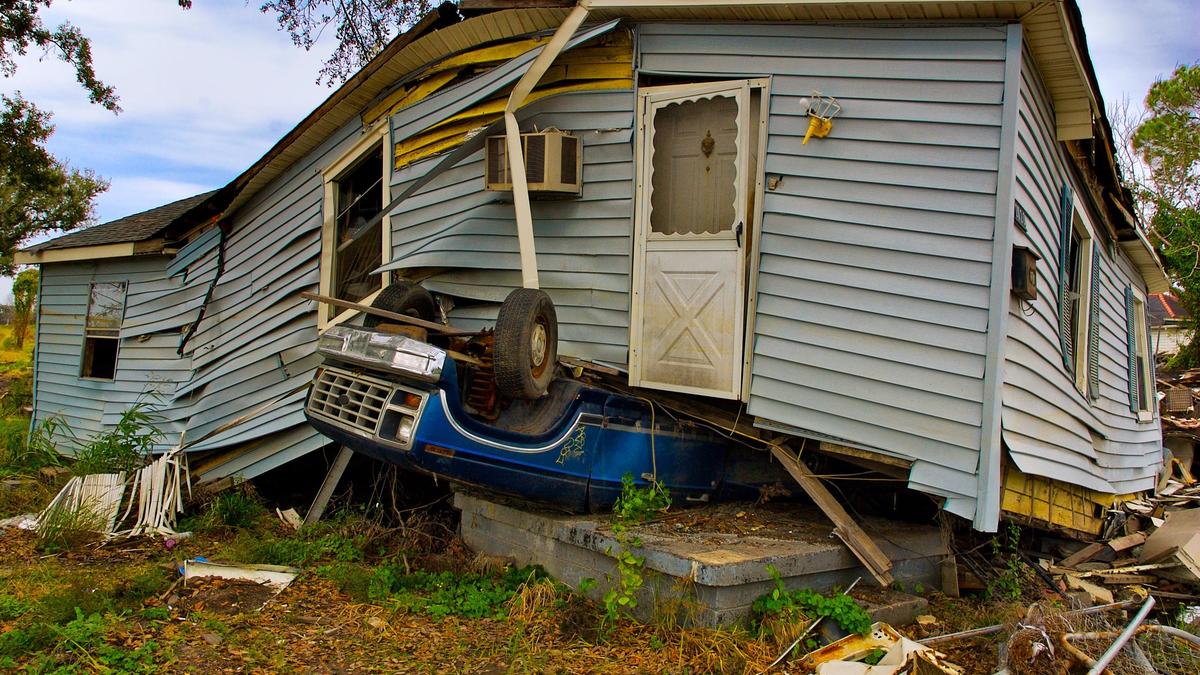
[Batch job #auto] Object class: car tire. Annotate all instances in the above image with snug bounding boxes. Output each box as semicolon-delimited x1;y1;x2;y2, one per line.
363;281;437;328
494;288;558;399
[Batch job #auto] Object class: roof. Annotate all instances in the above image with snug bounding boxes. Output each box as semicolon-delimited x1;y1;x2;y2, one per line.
1149;292;1190;327
23;191;217;253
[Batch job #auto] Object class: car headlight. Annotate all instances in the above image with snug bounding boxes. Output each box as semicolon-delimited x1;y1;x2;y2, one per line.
318;325;445;381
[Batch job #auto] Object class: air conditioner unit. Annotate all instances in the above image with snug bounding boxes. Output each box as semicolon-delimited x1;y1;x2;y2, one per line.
485;130;581;196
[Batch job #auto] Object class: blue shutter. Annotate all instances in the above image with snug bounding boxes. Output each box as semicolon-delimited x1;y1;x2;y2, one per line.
1057;183;1074;371
1087;248;1102;400
1146;307;1157;413
1125;286;1139;412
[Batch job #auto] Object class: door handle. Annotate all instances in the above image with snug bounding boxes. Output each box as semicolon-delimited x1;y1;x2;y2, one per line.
735;222;744;248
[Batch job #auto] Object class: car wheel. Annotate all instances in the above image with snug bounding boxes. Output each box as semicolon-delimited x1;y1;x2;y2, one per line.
363;281;437;328
494;288;558;399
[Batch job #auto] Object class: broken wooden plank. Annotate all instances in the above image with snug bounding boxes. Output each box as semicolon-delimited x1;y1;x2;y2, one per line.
559;355;620;377
1060;542;1107;568
1108;532;1147;552
1099;574;1157;585
769;444;894;586
304;447;353;527
301;291;477;337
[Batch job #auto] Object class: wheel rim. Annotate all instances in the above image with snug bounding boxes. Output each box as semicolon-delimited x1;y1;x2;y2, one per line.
530;320;548;375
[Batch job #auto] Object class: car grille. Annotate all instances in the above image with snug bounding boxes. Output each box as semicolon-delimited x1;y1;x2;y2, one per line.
308;367;393;436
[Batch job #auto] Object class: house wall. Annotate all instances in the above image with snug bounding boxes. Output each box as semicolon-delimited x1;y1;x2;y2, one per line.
636;22;1009;520
34;256;196;449
1001;47;1161;495
386;89;635;365
30;120;368;480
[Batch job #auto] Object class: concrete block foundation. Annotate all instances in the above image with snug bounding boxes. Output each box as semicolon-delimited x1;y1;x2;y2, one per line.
455;492;947;628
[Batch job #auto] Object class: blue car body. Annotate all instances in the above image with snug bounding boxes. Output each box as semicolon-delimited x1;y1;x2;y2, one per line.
304;330;732;512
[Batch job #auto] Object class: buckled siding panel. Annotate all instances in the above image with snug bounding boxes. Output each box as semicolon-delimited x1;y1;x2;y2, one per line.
384;89;635;365
1000;45;1160;497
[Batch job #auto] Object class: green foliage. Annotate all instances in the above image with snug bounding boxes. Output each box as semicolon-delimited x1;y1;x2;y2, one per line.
985;523;1026;602
0;593;30;620
35;494;106;553
10;268;37;349
368;565;544;619
71;399;163;476
1134;63;1200;211
599;473;671;629
0;415;63;477
138;606;169;622
315;562;374;602
0;94;108;275
752;565;872;637
611;473;672;525
201;490;267;529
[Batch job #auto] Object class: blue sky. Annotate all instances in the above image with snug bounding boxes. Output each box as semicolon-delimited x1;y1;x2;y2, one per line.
2;0;1199;301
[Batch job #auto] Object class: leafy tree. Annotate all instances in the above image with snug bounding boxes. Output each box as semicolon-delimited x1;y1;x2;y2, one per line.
1126;63;1200;367
10;267;37;349
261;0;432;86
1;94;108;275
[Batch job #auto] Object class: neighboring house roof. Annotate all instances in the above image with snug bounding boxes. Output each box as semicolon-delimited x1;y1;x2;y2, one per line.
1149;292;1190;327
15;191;217;264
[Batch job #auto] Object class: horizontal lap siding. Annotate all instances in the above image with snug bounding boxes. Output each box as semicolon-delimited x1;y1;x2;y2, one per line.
388;90;635;364
640;22;1005;517
34;257;194;450
1003;49;1160;494
169;120;367;465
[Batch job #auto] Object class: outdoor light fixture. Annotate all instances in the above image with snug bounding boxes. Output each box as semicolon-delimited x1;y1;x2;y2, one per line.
798;91;842;145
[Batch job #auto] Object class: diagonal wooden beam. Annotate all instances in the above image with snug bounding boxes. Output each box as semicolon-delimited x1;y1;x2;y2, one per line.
769;444;894;586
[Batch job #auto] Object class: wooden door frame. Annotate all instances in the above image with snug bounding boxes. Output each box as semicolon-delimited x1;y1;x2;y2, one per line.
628;77;770;399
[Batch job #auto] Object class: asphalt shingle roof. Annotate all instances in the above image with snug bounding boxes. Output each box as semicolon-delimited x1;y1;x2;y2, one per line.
24;191;216;253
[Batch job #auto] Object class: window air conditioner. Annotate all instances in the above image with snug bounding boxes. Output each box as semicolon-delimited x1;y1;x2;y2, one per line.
485;130;581;196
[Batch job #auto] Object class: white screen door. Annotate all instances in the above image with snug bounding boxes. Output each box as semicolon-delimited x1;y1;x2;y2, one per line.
630;81;750;399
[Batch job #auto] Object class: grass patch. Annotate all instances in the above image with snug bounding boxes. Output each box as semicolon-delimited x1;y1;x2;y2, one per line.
368;564;546;619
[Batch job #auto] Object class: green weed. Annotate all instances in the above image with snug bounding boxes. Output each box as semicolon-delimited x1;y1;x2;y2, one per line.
71;399;163;476
985;523;1027;602
368;565;544;619
198;490;267;529
752;565;872;638
316;562;374;602
36;496;107;553
600;473;671;628
0;593;30;620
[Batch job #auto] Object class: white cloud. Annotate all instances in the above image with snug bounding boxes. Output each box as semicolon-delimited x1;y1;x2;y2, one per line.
1;0;335;222
1080;0;1200;109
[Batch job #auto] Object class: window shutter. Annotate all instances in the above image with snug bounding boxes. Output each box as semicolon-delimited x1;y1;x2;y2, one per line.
1125;286;1139;412
1146;308;1157;412
1057;182;1074;371
1087;248;1102;400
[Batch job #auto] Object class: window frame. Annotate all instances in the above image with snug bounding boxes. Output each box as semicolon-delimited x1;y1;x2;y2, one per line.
80;281;127;381
1128;286;1155;422
1066;197;1096;396
318;123;392;329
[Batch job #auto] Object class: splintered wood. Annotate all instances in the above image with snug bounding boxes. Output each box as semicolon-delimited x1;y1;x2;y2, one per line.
769;444;895;586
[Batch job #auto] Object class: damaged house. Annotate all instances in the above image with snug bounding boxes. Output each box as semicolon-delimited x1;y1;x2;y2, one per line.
17;0;1169;536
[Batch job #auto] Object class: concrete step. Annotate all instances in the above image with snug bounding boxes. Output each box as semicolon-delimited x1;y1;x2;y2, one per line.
455;491;944;627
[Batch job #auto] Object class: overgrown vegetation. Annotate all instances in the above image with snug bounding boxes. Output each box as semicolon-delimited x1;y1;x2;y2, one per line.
368;564;546;619
69;399;162;476
597;472;671;628
985;524;1029;602
752;564;872;643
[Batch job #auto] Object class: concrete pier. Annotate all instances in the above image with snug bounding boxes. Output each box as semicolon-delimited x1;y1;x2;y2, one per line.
455;492;948;627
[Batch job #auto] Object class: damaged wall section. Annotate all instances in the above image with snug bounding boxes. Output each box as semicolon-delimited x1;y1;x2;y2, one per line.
1000;45;1161;499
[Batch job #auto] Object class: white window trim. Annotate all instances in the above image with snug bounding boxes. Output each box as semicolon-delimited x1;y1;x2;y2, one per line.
80;281;127;382
318;123;392;329
1129;285;1155;422
1069;196;1096;397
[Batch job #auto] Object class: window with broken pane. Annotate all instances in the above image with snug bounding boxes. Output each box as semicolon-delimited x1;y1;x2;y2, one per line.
333;144;384;303
81;281;126;380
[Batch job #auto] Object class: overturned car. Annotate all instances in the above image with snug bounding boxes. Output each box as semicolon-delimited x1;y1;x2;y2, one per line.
303;283;738;512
